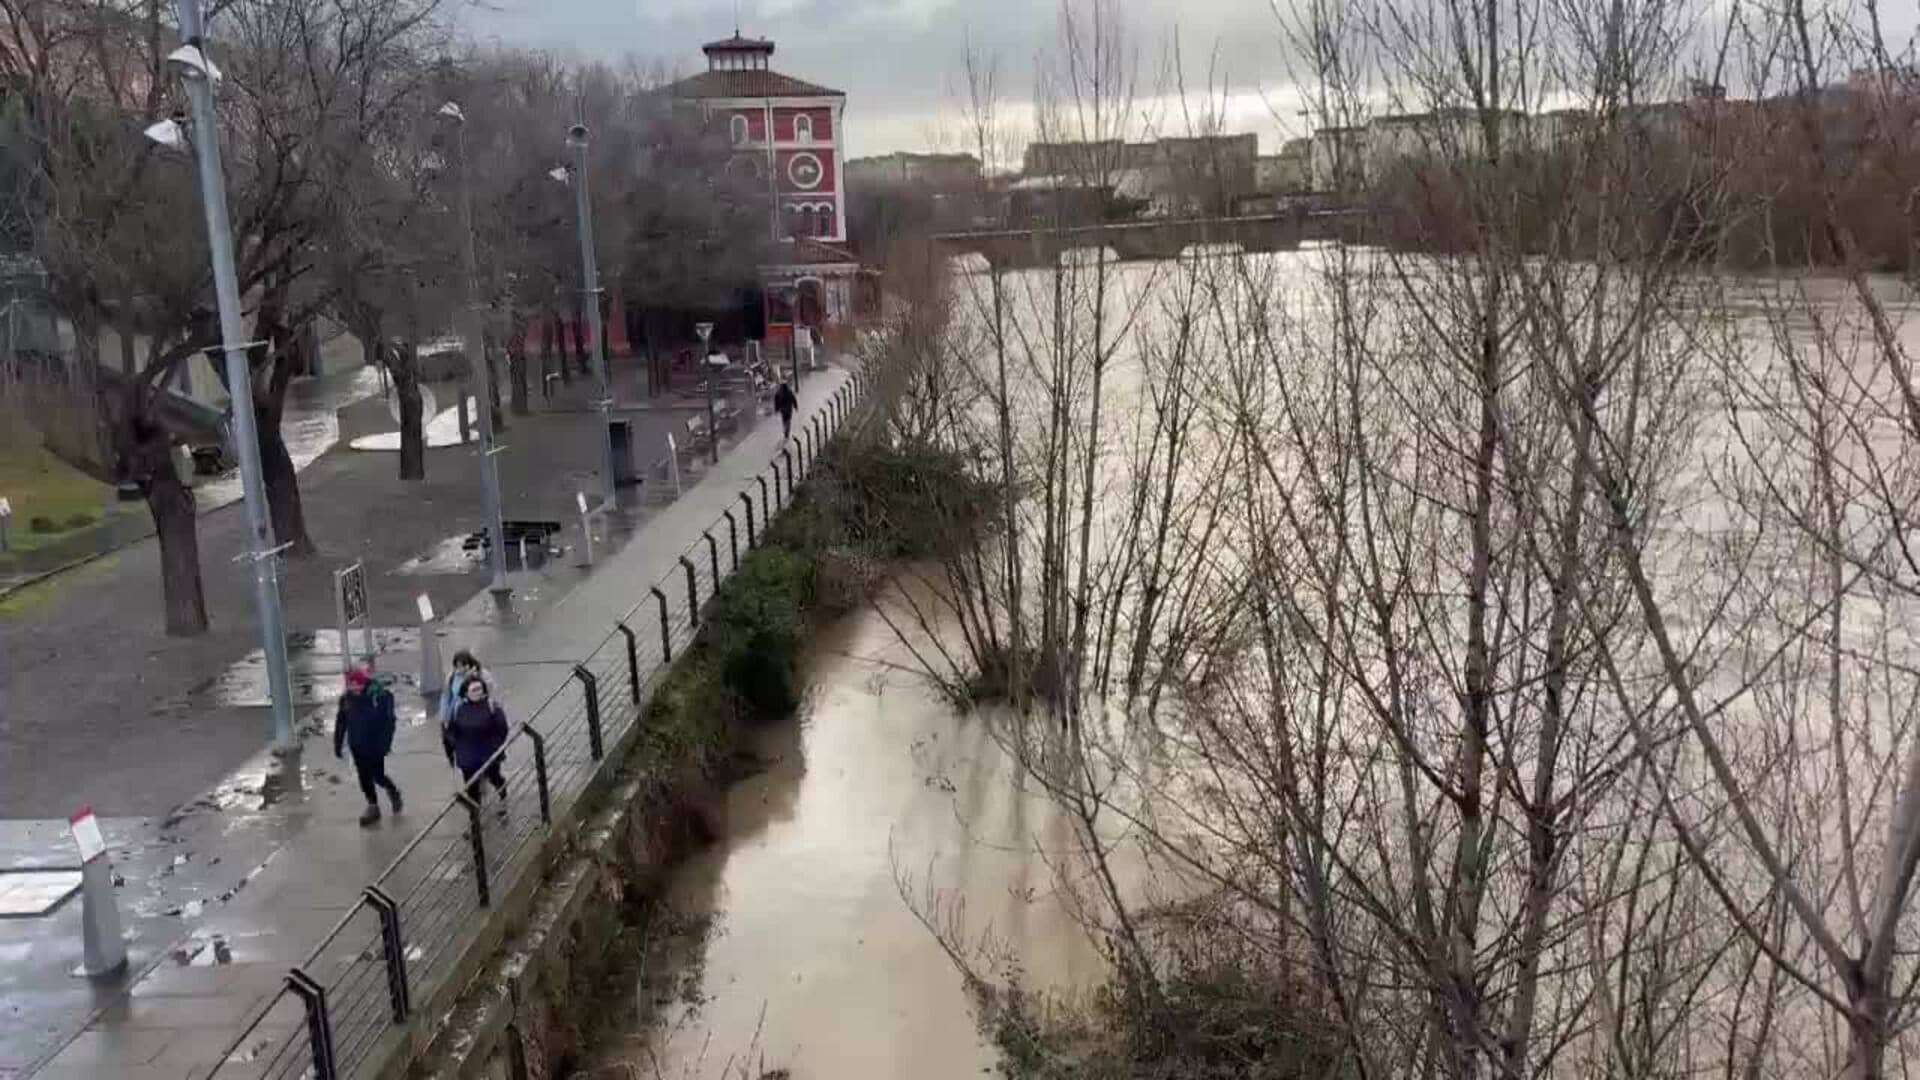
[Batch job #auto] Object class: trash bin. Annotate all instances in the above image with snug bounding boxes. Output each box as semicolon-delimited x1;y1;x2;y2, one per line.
607;418;638;486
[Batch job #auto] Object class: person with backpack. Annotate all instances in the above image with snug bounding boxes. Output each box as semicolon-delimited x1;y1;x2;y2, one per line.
773;380;798;440
445;676;510;817
335;667;402;826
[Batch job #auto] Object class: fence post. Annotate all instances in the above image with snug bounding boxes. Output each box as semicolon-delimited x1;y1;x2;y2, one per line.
783;447;795;492
679;555;699;627
704;530;721;587
614;622;640;704
572;665;603;761
522;723;551;823
740;492;756;547
723;510;739;569
363;885;410;1023
285;969;339;1080
757;474;770;521
772;459;785;507
458;792;489;908
651;585;672;662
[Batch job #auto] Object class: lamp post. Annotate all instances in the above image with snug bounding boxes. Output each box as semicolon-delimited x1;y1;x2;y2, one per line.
438;101;509;594
695;322;720;465
164;0;294;750
559;124;618;505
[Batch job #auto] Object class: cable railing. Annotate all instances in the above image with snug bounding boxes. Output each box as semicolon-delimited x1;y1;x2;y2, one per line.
202;372;866;1080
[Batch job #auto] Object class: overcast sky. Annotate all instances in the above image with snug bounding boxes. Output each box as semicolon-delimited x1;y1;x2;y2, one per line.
461;0;1311;159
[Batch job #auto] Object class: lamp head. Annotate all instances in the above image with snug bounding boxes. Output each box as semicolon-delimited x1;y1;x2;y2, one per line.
567;123;589;148
166;42;222;83
142;110;190;151
437;101;465;123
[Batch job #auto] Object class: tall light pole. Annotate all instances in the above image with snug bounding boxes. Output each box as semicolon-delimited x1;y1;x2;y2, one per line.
695;322;720;465
439;101;509;594
562;124;618;505
166;0;294;750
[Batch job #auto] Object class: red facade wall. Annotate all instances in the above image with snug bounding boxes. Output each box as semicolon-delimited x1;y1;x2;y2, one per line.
773;148;836;193
722;105;834;144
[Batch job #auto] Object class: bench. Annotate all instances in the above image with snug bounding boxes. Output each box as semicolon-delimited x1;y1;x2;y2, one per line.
682;401;745;451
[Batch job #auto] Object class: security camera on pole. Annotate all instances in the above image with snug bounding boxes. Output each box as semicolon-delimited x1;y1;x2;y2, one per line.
153;0;296;752
438;100;510;595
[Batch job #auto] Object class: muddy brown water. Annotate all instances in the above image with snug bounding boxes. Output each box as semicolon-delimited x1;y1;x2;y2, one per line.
590;601;1112;1079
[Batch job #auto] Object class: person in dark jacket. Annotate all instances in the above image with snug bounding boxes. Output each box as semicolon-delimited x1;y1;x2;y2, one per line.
445;677;509;816
335;667;402;826
773;381;797;440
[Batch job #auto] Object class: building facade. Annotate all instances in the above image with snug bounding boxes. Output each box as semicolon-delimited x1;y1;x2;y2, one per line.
670;34;848;244
668;34;860;340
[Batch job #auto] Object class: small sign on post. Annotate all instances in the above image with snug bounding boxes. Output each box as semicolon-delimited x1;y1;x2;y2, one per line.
577;491;595;567
70;806;126;979
0;496;11;553
334;562;375;673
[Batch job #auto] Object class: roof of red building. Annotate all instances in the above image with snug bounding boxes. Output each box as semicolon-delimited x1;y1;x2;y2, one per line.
768;238;862;267
669;68;844;99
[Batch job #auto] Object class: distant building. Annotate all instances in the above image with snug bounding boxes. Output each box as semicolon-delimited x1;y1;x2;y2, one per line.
1257;139;1311;193
847;152;984;190
1016;134;1258;216
1309;126;1368;192
667;33;859;337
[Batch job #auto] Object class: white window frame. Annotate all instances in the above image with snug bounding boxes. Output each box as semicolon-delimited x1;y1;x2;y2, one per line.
794;114;813;143
731;114;750;145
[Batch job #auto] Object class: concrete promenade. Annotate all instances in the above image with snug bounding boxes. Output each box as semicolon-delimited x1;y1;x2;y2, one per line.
3;367;852;1080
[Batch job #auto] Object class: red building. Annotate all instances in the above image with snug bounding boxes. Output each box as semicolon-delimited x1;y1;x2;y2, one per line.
670;33;861;342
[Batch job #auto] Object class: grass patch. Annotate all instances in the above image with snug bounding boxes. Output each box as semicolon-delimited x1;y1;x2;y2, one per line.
0;438;132;556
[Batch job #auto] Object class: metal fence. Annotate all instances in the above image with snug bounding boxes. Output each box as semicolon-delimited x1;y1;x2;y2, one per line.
203;373;867;1080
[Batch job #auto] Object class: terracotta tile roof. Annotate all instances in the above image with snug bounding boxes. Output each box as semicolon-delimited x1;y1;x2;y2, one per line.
668;69;844;99
769;238;862;266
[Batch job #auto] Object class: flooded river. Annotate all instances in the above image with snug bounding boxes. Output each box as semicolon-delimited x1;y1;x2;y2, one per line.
590;599;1111;1079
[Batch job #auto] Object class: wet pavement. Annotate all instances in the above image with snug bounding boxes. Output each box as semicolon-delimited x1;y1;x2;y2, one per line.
189;367;387;513
0;368;848;1080
0;364;387;594
590;600;1115;1079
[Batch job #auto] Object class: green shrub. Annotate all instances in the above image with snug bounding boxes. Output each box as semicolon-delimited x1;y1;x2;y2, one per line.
28;515;57;534
708;548;815;719
63;512;95;530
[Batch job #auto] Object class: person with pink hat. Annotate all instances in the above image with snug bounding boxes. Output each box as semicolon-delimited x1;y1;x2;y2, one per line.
335;666;403;826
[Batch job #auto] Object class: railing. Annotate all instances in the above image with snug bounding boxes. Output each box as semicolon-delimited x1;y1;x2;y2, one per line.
204;373;867;1080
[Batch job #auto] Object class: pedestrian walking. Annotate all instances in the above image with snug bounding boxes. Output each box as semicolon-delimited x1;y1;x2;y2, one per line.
335;667;402;826
773;380;797;440
440;650;495;726
444;676;510;816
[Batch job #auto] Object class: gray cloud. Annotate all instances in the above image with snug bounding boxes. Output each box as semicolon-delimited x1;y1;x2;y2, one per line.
460;0;1300;156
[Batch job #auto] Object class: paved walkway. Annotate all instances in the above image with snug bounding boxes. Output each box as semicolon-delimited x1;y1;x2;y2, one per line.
0;357;729;819
2;368;851;1080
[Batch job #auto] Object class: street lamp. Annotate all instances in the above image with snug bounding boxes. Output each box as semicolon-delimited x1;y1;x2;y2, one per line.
553;123;618;505
438;99;510;594
695;322;723;465
156;0;294;750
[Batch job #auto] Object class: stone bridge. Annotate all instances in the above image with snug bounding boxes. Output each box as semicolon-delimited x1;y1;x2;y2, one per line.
930;210;1373;270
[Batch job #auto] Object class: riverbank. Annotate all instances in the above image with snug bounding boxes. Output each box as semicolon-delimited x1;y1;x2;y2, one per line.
412;435;870;1080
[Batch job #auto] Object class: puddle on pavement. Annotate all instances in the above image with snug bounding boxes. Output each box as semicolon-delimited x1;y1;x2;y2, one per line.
169;628;425;710
591;602;1114;1079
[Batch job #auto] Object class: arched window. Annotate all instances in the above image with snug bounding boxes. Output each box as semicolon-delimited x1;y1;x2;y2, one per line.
815;204;835;237
730;115;749;145
793;114;813;143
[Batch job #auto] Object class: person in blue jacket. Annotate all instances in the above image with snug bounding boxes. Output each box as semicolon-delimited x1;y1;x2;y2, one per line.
445;676;509;817
335;667;402;825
